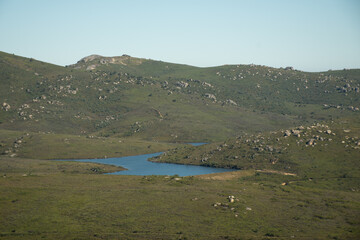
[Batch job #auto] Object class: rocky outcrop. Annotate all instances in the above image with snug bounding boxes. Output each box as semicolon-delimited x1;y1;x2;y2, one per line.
226;99;237;106
284;130;291;137
78;54;102;63
205;93;217;101
176;81;189;88
202;82;213;88
86;65;97;71
306;139;316;146
2;102;11;111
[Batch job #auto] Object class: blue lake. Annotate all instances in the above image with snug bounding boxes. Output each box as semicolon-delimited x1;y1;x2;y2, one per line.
71;143;234;176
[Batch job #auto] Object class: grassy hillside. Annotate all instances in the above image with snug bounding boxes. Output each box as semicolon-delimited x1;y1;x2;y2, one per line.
0;129;180;160
1;51;359;147
1;52;360;239
153;118;360;179
145;117;360;239
72;54;360;117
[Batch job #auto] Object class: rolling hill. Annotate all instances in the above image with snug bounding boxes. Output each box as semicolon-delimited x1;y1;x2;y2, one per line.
1;51;359;159
1;51;359;145
1;51;360;239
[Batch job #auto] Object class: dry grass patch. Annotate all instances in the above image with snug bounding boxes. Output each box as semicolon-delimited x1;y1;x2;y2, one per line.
195;170;255;180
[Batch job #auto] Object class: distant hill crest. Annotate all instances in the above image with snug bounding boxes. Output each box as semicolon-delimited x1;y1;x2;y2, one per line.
73;54;144;70
78;54;103;63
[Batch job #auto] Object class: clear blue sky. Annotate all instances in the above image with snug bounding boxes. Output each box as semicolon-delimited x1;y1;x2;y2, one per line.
0;0;359;71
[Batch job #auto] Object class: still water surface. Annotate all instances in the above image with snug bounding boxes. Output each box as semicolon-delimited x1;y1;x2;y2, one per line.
72;144;234;176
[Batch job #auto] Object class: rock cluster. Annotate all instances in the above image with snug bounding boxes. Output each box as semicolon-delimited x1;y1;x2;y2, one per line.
336;83;360;93
323;104;359;112
226;99;237;106
204;93;217;101
176;81;189;88
212;195;251;218
2;133;30;157
2;102;11;111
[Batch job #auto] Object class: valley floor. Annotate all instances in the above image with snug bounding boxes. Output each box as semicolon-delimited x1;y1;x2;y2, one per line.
0;158;359;239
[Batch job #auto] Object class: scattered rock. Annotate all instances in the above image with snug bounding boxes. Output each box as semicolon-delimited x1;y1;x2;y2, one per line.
306;139;316;146
86;65;97;71
226;99;237;106
90;167;102;173
228;196;235;203
284;130;291;137
204;93;217;101
2;102;11;111
79;54;102;63
291;129;301;136
266;146;274;152
202;82;213;88
176;81;189;88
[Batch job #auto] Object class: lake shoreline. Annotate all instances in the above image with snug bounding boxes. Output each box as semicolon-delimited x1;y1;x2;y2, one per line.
65;150;235;177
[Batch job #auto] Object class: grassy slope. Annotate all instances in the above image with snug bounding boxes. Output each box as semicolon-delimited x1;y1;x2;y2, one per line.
0;157;124;176
154;118;360;178
2;51;359;144
0;129;180;160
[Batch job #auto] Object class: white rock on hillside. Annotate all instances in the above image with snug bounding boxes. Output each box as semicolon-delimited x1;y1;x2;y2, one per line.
2;102;11;111
205;93;217;101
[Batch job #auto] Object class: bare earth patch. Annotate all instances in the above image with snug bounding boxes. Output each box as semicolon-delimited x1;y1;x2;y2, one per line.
255;169;297;176
195;170;255;180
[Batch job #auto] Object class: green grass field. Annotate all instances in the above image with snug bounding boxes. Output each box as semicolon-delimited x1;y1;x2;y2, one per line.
1;158;359;239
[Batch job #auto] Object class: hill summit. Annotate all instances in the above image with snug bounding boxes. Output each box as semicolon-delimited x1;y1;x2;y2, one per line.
0;50;359;144
70;54;147;71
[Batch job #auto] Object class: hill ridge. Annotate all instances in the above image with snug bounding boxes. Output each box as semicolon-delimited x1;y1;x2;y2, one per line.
0;50;359;145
